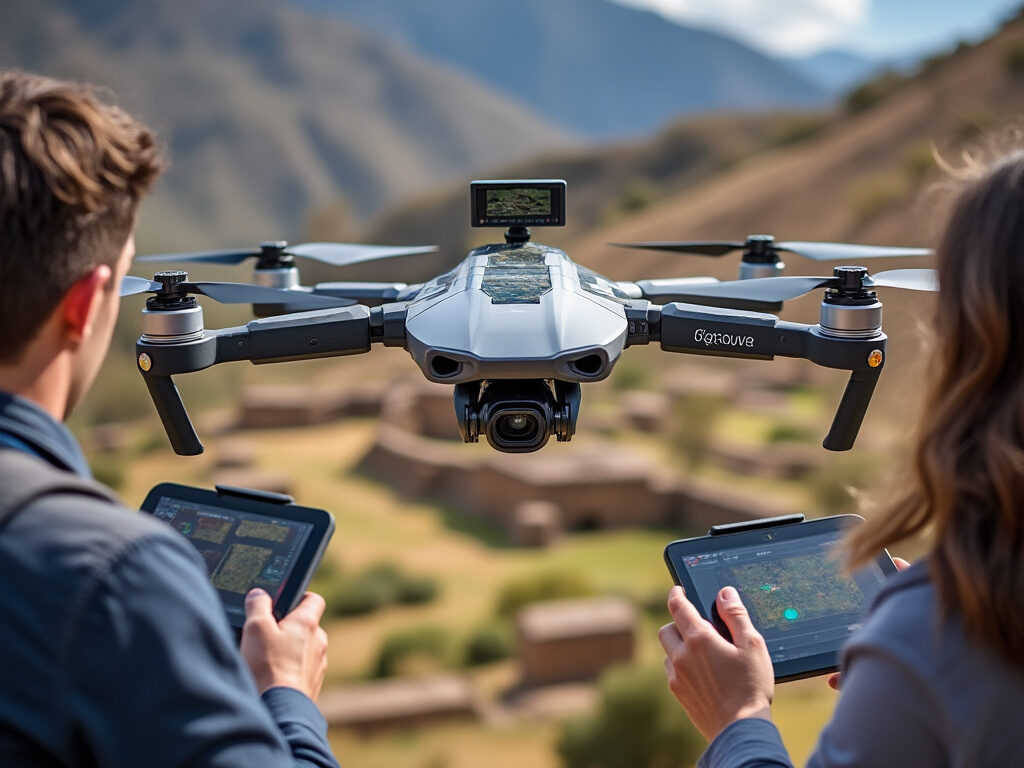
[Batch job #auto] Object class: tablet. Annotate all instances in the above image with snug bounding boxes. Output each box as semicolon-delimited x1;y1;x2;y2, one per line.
664;514;897;682
141;483;335;628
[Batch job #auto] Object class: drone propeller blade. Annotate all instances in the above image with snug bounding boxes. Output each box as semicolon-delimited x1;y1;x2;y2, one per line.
609;241;743;256
186;282;357;307
863;269;939;291
775;242;933;261
136;249;261;265
120;275;162;297
287;242;438;267
662;275;835;303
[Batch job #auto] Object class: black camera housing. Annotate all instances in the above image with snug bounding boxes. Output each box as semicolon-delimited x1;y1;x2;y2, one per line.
453;379;581;453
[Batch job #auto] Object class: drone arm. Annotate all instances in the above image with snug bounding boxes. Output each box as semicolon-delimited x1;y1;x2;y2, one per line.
137;307;374;455
217;306;372;364
655;304;886;451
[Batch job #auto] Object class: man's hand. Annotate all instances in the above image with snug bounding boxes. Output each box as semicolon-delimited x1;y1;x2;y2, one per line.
241;590;329;702
659;585;774;742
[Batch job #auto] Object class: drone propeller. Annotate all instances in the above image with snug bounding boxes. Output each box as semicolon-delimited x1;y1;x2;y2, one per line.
120;273;356;308
659;267;938;304
610;235;932;262
137;240;437;268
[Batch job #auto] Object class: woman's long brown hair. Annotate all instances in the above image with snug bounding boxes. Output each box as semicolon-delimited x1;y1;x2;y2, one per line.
847;151;1024;667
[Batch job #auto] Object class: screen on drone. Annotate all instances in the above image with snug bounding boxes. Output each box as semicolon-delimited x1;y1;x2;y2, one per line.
485;187;552;217
679;530;888;665
151;495;314;622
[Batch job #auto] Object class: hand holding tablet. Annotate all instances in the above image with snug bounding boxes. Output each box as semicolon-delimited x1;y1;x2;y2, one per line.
141;483;335;629
663;514;898;682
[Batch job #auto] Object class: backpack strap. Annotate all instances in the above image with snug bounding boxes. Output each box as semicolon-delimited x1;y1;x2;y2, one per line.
0;449;118;532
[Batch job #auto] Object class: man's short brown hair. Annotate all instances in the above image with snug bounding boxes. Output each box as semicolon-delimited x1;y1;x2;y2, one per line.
0;70;164;362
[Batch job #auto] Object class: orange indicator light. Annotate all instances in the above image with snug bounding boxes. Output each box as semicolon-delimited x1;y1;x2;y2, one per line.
867;349;883;368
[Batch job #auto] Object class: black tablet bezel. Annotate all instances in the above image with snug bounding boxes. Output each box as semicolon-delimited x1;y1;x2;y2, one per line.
664;514;897;682
141;482;335;628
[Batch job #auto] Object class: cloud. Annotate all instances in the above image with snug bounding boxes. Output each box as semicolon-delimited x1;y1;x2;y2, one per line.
613;0;870;56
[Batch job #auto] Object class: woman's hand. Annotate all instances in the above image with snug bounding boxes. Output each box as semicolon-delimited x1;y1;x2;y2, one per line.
659;585;774;742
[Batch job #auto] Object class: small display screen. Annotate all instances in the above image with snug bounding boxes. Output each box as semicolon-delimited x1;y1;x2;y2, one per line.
676;529;888;667
471;179;565;227
151;495;314;623
486;188;551;217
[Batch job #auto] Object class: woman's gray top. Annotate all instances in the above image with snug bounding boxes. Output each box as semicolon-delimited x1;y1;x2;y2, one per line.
699;561;1024;768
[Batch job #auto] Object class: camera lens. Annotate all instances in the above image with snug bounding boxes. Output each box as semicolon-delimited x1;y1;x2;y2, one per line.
494;412;542;444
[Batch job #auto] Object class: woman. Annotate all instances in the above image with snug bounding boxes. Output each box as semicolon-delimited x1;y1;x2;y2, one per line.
659;152;1024;767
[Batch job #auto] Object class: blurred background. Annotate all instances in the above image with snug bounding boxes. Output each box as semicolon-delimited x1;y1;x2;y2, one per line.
5;0;1024;765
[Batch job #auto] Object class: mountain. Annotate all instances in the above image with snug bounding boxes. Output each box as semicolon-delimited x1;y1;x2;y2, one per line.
785;49;882;92
293;0;829;138
0;0;573;249
351;110;826;284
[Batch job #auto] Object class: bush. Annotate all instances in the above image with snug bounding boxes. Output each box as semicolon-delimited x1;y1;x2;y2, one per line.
495;568;595;619
766;423;816;444
396;575;440;605
463;623;514;666
557;666;703;768
373;625;453;678
319;561;441;618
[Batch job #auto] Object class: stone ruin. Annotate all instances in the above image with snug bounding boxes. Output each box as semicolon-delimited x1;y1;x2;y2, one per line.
516;596;636;687
357;378;798;542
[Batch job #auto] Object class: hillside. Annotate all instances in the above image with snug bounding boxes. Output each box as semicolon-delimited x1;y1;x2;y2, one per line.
352;110;826;284
295;0;828;137
351;13;1024;448
0;0;573;250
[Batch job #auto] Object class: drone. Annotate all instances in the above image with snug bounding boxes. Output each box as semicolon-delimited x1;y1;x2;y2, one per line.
122;179;937;456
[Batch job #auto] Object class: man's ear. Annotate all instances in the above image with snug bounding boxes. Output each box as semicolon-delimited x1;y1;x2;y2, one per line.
61;264;114;344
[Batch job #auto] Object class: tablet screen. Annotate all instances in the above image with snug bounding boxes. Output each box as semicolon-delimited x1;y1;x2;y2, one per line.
150;495;315;624
676;528;889;668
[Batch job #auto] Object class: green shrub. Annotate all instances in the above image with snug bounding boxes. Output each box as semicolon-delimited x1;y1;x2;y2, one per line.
557;666;703;768
766;423;816;444
319;561;441;618
373;625;452;678
495;568;595;619
396;575;440;605
463;623;514;666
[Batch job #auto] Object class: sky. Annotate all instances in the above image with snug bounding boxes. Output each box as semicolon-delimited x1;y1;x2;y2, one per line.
612;0;1024;58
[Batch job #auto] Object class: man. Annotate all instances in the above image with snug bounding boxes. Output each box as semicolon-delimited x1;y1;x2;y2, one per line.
0;70;339;766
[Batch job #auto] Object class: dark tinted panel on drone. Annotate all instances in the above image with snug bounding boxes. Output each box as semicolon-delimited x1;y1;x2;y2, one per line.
471;179;566;227
480;246;553;304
